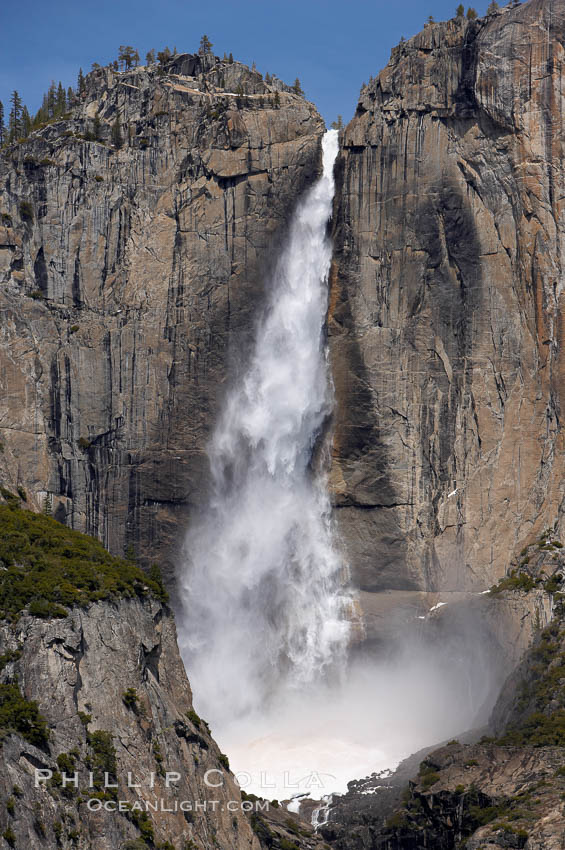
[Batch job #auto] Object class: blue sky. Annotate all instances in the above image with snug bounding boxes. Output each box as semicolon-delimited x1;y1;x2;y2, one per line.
2;0;493;126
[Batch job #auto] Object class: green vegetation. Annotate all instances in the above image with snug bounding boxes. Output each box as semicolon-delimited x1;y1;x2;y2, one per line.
56;750;78;773
2;827;15;847
199;34;213;55
86;730;117;790
418;760;441;789
149;563;169;602
0;649;21;671
186;707;209;732
385;810;410;829
0;682;49;748
544;573;563;594
118;46;140;70
218;753;230;770
499;710;565;747
122;687;145;715
250;813;275;844
420;770;440;789
497;620;565;746
489;569;536;594
0;501;168;620
130;809;154;843
279;840;300;850
387;783;537;846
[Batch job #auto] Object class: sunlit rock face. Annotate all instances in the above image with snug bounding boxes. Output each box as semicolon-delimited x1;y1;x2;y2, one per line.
0;53;324;579
0;597;263;850
330;0;565;631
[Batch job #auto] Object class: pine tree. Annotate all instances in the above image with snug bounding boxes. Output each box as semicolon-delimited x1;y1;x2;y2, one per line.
56;81;66;116
199;34;213;55
467;7;478;19
427;14;435;24
0;101;4;147
157;46;172;64
456;3;465;16
67;86;75;108
274;90;280;108
292;78;303;96
37;92;49;125
111;115;123;148
133;49;140;66
487;0;499;10
118;45;137;70
21;106;31;137
146;49;155;65
228;52;234;64
331;115;344;130
78;67;86;95
47;81;57;119
8;90;22;141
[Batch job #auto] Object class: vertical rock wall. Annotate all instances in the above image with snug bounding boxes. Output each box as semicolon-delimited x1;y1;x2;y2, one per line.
330;0;565;629
0;55;324;579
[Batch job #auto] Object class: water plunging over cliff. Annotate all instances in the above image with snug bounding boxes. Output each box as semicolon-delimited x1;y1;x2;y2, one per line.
176;130;500;799
177;129;352;719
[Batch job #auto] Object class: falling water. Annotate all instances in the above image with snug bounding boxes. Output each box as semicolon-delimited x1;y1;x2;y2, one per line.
176;130;505;800
177;129;352;722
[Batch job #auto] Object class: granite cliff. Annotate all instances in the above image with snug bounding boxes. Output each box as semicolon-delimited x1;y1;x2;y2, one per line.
0;51;324;582
330;0;565;637
0;497;326;850
0;3;565;848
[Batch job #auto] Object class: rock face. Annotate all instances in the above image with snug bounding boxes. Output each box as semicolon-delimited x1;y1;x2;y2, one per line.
0;53;324;580
0;596;263;850
330;0;565;627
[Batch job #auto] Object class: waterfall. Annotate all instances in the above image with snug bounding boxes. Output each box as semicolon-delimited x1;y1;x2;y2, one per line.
177;129;352;722
176;130;498;801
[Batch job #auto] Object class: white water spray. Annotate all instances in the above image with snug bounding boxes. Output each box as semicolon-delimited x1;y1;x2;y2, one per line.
177;130;352;721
